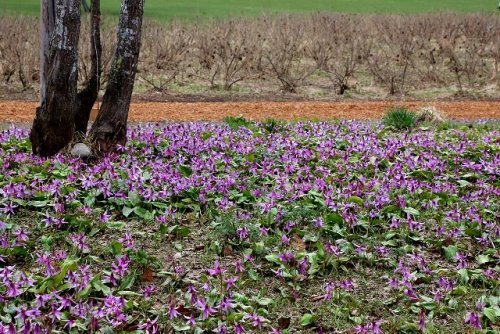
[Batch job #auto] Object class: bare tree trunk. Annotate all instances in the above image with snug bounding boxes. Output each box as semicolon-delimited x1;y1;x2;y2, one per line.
74;0;102;136
90;0;144;154
39;0;55;105
30;0;81;156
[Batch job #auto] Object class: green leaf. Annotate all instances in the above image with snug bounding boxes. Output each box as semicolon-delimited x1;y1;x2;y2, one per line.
307;253;320;276
483;307;498;323
227;312;244;322
122;206;134;218
172;324;191;331
244;154;255;162
119;271;137;290
117;290;141;297
175;226;190;238
201;132;213;141
265;254;281;265
92;277;111;295
108;221;125;229
133;207;154;220
29;200;49;208
76;283;93;300
300;313;315;326
111;241;123;256
443;245;458;261
179;165;193;177
381;204;400;215
248;269;259;281
378;159;389;170
403;207;420;216
255;297;274;306
127;191;142;207
457;269;469;284
326;213;343;226
410;170;434;181
54;258;78;287
159;224;168;235
457;180;471;187
11;246;28;257
151;201;169;209
475;254;491;265
347;196;364;206
102;327;115;334
348;156;359;163
451;286;468;295
382;240;397;247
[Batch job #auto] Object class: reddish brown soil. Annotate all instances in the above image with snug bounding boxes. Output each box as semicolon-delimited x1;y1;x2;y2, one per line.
0;100;498;123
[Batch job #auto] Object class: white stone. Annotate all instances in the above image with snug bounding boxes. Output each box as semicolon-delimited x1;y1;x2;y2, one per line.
70;143;92;157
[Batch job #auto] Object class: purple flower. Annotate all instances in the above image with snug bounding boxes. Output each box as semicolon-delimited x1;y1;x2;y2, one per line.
234;322;245;334
225;276;238;290
119;233;135;250
339;279;354;291
325;242;340;257
138;317;159;334
465;311;481;329
313;217;324;229
168;303;180;319
197;299;215;320
185;314;196;327
219;295;234;312
207;259;226;277
214;325;227;334
142;285;156;300
236;227;249;240
372;319;383;334
233;260;244;273
455;252;468;269
244;313;266;329
418;309;426;331
99;211;111;223
298;256;309;275
475;299;485;311
68;233;89;253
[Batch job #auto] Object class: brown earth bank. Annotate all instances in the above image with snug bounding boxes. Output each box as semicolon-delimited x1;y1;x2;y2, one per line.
0;100;499;123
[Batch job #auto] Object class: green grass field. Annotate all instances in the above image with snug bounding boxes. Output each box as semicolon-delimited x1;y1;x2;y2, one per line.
0;0;497;20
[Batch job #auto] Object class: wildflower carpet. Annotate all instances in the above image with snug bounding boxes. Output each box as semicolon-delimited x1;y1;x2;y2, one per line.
1;118;498;333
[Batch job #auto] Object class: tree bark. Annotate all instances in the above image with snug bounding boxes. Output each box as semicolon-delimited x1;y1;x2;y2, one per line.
30;0;81;156
74;0;102;136
89;0;144;154
39;0;56;105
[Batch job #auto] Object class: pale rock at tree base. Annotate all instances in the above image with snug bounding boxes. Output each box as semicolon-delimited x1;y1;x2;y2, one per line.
70;143;92;157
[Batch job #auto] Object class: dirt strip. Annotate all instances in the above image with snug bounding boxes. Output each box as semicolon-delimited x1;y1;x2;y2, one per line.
0;101;499;123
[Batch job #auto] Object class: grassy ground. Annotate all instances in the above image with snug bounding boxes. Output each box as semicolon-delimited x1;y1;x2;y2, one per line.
0;0;497;20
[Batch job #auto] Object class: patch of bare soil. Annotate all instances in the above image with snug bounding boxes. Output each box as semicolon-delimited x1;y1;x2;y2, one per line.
0;100;498;123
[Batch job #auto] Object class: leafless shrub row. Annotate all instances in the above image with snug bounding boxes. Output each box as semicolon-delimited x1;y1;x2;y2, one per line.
1;13;498;95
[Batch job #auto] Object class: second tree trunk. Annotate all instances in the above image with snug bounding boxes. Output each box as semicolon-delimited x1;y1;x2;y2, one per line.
89;0;144;154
